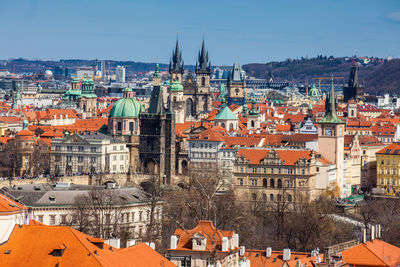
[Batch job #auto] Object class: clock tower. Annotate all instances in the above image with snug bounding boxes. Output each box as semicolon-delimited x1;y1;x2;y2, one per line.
227;61;246;106
318;77;345;193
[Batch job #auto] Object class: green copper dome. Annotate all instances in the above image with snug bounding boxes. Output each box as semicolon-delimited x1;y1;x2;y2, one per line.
215;106;238;120
123;87;133;92
109;97;144;118
170;80;183;91
72;78;79;83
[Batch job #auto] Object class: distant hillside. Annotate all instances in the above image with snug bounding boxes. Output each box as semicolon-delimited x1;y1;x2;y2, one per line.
242;57;400;94
365;59;400;94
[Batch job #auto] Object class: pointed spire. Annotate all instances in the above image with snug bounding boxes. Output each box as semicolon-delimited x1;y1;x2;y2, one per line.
319;75;344;124
196;37;211;74
171;38;183;73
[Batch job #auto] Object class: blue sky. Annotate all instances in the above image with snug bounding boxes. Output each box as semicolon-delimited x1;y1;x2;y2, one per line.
0;0;399;65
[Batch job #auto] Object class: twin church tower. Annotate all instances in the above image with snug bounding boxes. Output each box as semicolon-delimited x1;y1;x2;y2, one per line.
167;39;246;122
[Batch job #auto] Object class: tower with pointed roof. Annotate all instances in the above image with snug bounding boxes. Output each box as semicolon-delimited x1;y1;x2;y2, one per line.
78;76;97;118
12;81;22;109
195;39;211;95
247;97;260;130
169;39;184;84
227;61;246;106
139;80;176;183
343;65;364;102
318;77;345;194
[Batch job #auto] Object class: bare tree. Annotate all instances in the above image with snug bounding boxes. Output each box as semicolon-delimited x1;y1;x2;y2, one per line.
69;187;124;239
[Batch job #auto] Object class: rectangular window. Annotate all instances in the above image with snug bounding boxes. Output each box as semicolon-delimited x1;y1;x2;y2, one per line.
238;178;244;186
55;146;61;151
120;155;124;160
113;155;117;161
61;215;67;224
50;215;56;225
113;165;116;171
113;146;117;151
251;179;257;186
55;155;61;162
78;146;84;152
120;165;124;171
120;145;124;150
67;146;72;151
91;147;96;153
78;156;83;163
67;156;72;161
91;157;96;163
37;215;43;223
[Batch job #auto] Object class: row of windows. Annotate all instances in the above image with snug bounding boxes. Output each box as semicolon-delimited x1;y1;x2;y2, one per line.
239;167;307;175
238;178;299;188
55;145;99;152
380;159;400;166
252;193;293;202
191;142;216;149
379;168;399;175
112;155;125;161
37;209;160;225
190;152;217;159
380;178;399;186
55;155;97;163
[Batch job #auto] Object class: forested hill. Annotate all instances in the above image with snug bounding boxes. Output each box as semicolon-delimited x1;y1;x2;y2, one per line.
242;57;400;95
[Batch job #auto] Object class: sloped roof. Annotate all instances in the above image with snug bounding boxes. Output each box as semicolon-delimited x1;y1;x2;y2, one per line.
0;223;175;267
0;194;27;215
238;149;315;166
170;220;238;252
341;239;400;266
215;106;238;121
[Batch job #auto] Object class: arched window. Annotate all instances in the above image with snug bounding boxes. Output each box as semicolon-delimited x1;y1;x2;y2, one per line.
201;77;206;87
277;194;282;202
251;120;255;128
221;123;225;128
263;193;267;201
252;193;257;201
270;194;274;201
288;194;292;202
270;179;275;188
278;179;282;188
117;122;122;131
229;123;234;130
263;178;267;187
129;122;134;132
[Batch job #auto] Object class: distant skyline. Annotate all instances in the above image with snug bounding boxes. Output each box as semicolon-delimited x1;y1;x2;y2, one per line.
0;0;399;65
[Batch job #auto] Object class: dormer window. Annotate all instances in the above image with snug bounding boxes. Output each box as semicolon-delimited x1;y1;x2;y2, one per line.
196;239;202;246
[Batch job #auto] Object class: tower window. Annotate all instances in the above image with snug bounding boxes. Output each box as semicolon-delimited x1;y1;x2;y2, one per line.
201;77;206;87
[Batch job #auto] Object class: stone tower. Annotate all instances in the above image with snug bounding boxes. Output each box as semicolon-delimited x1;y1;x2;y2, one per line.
343;65;364;102
195;39;211;95
139;83;176;183
169;80;185;124
227;61;246;106
153;64;162;86
78;76;97;118
247;97;260;130
318;77;345;194
169;40;184;84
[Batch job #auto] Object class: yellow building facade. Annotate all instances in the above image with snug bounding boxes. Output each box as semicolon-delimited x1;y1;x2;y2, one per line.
376;143;400;195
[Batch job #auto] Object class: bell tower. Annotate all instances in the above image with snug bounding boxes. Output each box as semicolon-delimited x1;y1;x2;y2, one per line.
318;77;345;194
169;39;184;84
195;39;211;94
227;61;246;106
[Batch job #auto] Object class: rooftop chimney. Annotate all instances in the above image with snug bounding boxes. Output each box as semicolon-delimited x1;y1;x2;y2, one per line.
222;237;228;252
240;246;245;256
296;260;301;267
170;235;177;249
371;225;375;241
283;248;291;261
266;247;272;258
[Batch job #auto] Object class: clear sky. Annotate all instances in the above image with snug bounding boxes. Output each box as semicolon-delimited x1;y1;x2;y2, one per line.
0;0;399;65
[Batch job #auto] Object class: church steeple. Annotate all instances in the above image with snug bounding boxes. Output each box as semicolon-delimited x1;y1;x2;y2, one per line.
169;39;184;83
319;76;343;124
170;39;184;73
196;38;211;74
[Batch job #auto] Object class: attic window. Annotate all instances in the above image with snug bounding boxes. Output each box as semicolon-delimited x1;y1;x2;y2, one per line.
273;258;277;262
49;249;64;257
49;195;55;202
385;149;391;154
4;250;11;254
196;239;202;246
